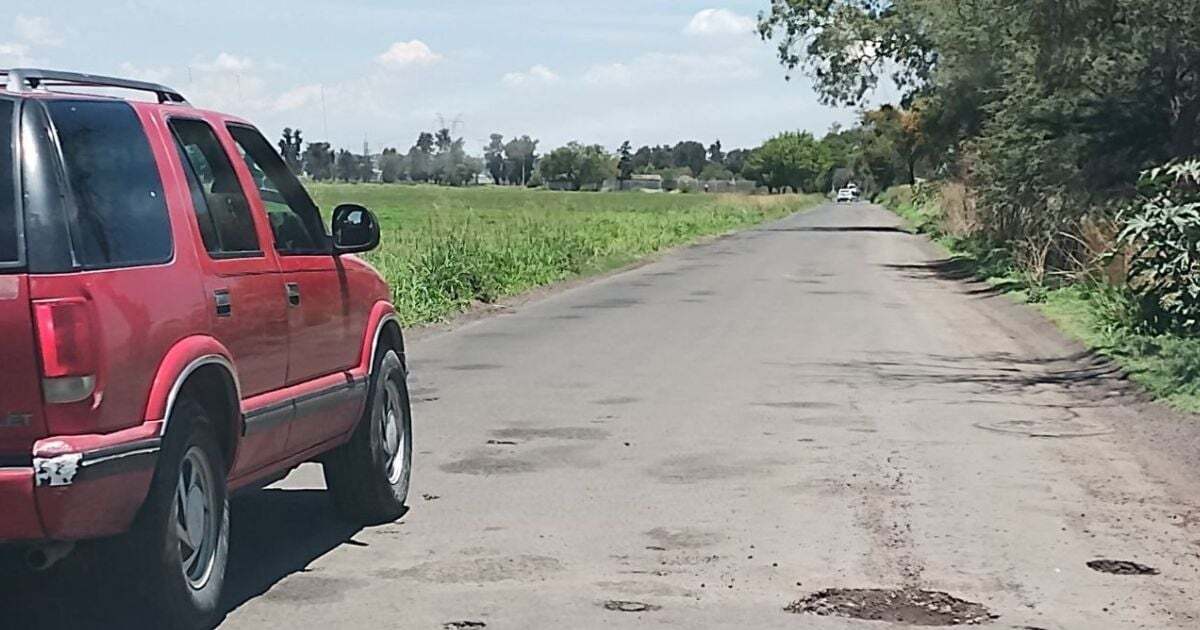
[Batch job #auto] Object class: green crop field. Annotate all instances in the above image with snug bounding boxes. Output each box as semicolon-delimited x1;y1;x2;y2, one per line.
307;183;820;325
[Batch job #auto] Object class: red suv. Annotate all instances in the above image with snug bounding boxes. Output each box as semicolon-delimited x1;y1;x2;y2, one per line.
0;69;413;627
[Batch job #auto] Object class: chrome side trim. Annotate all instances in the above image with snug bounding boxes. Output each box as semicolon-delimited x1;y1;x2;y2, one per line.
159;354;241;436
32;438;163;487
368;313;403;376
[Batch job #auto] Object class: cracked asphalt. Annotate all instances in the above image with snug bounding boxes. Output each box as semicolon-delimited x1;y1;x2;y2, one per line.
10;203;1200;628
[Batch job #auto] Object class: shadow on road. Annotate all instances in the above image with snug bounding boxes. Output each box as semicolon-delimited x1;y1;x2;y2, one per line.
882;257;1024;297
0;487;377;629
767;349;1129;401
760;225;912;234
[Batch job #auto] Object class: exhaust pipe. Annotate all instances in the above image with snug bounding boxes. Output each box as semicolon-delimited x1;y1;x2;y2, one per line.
25;541;74;571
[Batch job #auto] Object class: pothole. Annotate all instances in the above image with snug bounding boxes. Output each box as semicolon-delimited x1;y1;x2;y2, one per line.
786;588;996;626
1087;559;1160;575
975;418;1111;438
603;600;660;613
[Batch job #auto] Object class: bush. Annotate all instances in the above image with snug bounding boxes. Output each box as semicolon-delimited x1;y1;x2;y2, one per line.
1118;160;1200;333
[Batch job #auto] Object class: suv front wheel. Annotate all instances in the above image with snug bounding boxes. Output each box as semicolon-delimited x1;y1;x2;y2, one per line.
324;348;412;525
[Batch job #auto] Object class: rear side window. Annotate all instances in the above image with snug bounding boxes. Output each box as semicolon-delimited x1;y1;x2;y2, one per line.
46;100;171;268
0;100;15;266
169;119;261;256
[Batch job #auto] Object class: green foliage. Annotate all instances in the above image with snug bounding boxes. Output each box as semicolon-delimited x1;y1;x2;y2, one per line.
1118;160;1200;332
301;141;334;181
758;0;936;105
537;142;617;190
1041;285;1200;413
744;131;831;194
278;128;303;175
308;184;820;325
760;0;1200;276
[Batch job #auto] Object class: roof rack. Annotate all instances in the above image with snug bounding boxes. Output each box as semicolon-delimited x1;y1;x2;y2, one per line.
0;68;188;104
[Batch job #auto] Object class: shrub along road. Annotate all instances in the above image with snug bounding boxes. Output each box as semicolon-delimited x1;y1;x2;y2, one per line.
9;203;1200;628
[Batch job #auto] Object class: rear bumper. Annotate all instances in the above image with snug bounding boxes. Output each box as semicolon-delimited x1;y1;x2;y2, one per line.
0;422;162;543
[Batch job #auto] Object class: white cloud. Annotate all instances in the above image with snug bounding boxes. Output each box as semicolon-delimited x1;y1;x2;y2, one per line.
684;8;756;37
502;64;559;87
376;40;442;68
583;52;757;87
14;15;63;47
0;42;33;67
274;83;323;112
118;62;173;84
195;52;254;73
184;53;269;113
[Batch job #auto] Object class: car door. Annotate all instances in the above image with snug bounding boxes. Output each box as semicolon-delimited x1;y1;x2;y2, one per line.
166;116;291;475
225;124;364;452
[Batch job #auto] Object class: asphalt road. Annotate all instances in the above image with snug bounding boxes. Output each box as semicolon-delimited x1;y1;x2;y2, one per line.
10;203;1200;628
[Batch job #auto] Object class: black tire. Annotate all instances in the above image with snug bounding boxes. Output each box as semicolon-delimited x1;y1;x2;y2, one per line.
324;349;412;525
122;397;229;630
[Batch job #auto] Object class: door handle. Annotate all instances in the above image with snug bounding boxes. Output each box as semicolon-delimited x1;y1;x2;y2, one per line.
214;289;232;317
286;283;301;307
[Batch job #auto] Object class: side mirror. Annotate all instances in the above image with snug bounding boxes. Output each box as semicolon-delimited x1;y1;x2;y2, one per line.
331;204;380;255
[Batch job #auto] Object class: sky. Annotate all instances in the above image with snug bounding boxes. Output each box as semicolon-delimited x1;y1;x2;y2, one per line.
0;1;892;154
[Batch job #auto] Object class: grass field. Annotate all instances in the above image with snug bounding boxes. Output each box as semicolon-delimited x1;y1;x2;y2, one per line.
308;184;820;325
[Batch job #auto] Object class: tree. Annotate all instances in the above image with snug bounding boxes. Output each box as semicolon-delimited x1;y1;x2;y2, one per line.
617;141;635;182
408;132;435;182
485;134;506;184
503;136;539;186
434;128;453;153
278;128;303;175
379;148;404;183
537;142;616;190
631;146;653;172
672;141;708;177
302;142;334;181
708;140;725;166
650;145;672;170
724;149;749;177
757;0;937;107
759;0;1200;274
358;148;375;182
335;150;359;182
700;163;734;181
744;132;832;194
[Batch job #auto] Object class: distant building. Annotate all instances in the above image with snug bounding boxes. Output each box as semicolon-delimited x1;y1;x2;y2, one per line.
603;174;664;192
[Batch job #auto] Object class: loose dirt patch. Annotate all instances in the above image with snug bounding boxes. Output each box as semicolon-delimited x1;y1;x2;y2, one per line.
602;600;660;613
786;588;995;626
1087;559;1160;575
975;418;1111;438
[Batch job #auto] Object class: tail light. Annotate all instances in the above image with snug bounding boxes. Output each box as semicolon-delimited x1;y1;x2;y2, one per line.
33;298;96;404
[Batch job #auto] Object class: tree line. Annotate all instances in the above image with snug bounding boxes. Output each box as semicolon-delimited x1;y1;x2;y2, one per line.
273;116;919;197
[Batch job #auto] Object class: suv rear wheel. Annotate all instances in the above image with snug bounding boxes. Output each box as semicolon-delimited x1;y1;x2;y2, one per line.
123;397;229;629
324;348;411;525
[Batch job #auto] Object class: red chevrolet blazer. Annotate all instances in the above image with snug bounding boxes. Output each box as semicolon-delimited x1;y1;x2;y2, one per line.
0;69;413;628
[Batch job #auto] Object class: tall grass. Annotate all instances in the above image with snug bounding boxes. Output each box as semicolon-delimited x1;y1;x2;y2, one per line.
309;184;819;325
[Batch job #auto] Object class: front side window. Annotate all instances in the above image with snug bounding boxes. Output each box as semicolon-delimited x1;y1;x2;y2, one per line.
0;99;16;266
46;100;172;268
228;125;327;255
170;118;260;256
